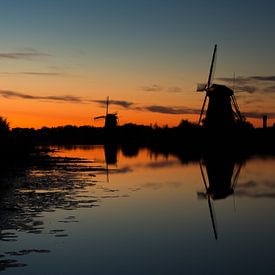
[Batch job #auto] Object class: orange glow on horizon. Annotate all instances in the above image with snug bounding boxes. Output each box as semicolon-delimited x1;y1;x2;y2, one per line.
1;103;272;130
0;86;272;129
5;111;271;129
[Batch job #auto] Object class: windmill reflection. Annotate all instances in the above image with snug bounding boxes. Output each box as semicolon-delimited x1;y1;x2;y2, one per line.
198;155;243;240
104;144;118;182
104;144;118;165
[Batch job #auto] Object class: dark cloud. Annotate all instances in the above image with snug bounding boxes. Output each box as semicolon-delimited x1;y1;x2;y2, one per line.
92;99;134;108
45;95;82;102
0;50;51;60
0;90;83;103
0;90;135;107
218;75;275;84
217;75;275;94
144;105;200;115
0;90;38;100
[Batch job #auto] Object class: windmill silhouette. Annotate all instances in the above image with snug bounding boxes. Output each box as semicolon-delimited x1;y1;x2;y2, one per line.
197;45;243;129
94;96;118;128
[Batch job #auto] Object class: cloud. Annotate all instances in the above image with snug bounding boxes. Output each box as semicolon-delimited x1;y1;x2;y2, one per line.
144;105;200;115
0;90;137;108
92;99;134;108
45;95;83;102
0;50;51;60
0;90;135;108
0;89;200;116
0;90;272;120
218;75;275;84
0;90;83;103
217;75;275;94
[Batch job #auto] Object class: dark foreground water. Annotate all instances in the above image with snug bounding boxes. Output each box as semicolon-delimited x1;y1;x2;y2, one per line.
0;145;275;274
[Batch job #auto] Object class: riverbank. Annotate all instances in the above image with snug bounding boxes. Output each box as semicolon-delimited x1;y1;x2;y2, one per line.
10;124;275;155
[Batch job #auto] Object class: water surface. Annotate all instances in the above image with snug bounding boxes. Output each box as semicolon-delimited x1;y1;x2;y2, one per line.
0;145;275;274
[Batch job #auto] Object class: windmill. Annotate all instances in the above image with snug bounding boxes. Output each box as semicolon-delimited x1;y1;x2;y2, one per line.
197;45;243;128
94;96;118;128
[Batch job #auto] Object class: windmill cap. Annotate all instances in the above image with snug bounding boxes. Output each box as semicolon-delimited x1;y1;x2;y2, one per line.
208;84;234;96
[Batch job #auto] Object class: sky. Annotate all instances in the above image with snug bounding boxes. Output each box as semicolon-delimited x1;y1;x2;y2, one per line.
0;0;275;128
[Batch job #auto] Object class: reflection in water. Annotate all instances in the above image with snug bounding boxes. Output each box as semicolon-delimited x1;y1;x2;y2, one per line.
104;144;118;183
0;153;120;271
0;146;275;273
104;144;118;165
198;154;244;240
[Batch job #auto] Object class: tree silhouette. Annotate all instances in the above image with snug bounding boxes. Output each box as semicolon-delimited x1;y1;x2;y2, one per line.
0;116;10;137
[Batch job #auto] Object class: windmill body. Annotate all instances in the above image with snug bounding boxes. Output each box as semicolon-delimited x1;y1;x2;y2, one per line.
104;114;118;128
204;84;236;129
198;45;243;129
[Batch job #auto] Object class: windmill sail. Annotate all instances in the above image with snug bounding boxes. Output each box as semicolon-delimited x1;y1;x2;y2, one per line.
206;44;217;90
94;115;106;120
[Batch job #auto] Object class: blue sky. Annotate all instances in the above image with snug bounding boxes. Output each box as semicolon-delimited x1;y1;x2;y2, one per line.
2;0;274;64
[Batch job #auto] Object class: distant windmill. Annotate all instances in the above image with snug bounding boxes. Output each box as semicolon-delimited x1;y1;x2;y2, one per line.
197;45;243;128
94;96;118;128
